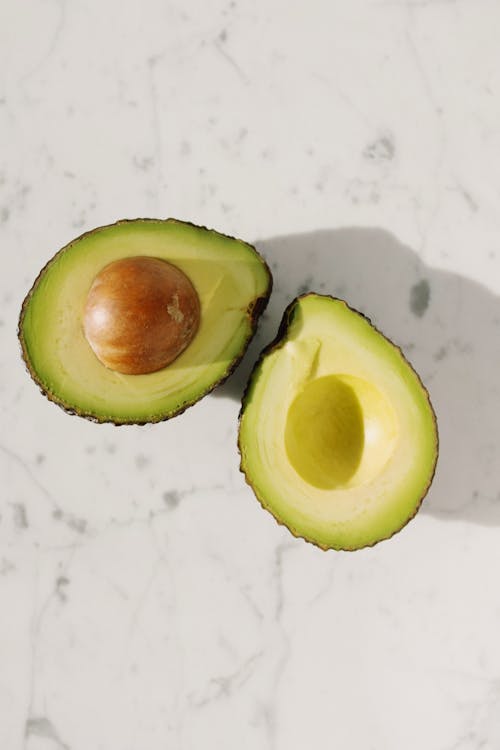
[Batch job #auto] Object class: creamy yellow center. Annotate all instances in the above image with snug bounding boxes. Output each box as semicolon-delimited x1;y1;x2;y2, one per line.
285;374;399;490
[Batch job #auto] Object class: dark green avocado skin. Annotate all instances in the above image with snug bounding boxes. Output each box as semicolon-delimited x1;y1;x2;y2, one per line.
18;218;273;425
237;293;439;551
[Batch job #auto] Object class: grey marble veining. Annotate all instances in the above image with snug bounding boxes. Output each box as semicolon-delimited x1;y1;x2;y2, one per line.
2;0;500;748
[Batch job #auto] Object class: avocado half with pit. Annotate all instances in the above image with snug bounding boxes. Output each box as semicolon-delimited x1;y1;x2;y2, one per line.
238;293;438;550
19;219;272;424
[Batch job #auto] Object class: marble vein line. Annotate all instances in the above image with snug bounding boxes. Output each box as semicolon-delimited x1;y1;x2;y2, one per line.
20;0;67;84
23;544;80;750
212;39;249;85
190;650;264;709
0;442;57;508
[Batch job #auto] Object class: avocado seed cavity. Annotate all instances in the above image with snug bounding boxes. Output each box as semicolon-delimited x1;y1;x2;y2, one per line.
83;256;200;375
284;374;399;490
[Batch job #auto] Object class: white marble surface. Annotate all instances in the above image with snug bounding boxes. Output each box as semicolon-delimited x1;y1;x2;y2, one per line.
2;0;500;747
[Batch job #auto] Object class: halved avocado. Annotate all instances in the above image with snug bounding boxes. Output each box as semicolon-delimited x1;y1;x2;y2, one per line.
238;294;438;550
19;219;272;424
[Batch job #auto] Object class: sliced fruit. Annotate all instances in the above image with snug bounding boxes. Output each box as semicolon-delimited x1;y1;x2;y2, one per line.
19;219;271;424
238;294;438;550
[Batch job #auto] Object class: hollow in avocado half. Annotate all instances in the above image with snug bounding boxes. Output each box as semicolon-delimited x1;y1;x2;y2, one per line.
238;293;438;550
19;219;272;424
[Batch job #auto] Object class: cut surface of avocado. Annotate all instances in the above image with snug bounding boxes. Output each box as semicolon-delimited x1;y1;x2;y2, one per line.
19;219;271;424
238;294;438;550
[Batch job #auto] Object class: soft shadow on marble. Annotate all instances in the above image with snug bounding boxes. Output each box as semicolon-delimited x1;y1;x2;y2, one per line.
215;227;500;527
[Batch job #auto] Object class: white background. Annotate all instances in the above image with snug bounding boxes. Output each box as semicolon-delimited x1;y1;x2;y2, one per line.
2;1;500;748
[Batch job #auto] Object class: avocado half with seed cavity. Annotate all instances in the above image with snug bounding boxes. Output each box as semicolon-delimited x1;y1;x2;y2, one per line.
19;219;272;424
238;293;438;550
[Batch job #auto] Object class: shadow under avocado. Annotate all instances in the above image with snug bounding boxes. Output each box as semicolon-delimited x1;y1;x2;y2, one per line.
214;227;500;527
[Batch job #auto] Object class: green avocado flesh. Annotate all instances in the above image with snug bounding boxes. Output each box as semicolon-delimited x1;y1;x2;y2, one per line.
19;219;271;424
238;294;438;550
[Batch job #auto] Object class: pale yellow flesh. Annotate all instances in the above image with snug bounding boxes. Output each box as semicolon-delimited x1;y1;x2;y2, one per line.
285;373;398;491
239;295;437;550
21;220;270;422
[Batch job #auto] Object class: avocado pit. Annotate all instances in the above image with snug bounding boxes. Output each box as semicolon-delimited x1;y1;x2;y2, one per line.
83;256;200;375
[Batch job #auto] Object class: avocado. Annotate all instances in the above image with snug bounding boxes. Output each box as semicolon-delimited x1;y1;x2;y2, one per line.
238;293;438;550
19;219;272;424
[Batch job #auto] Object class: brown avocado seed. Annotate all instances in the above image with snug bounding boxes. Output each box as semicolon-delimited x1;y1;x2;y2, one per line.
83;256;200;375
